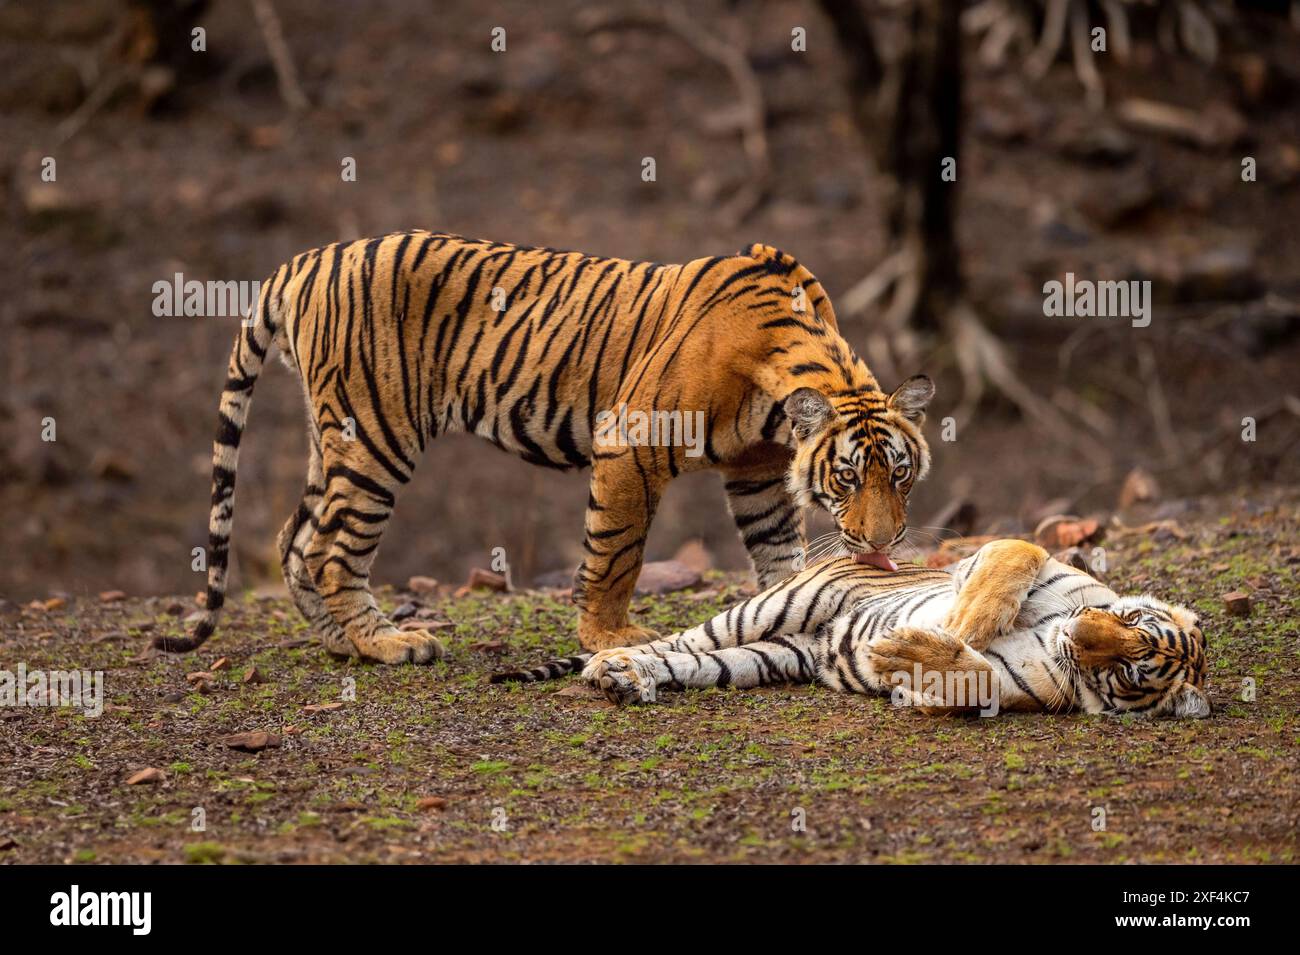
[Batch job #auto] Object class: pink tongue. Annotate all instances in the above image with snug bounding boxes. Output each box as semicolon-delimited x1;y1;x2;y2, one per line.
854;551;898;572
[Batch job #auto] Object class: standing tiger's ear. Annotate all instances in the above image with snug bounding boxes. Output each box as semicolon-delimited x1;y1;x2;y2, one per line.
784;387;834;440
887;375;935;425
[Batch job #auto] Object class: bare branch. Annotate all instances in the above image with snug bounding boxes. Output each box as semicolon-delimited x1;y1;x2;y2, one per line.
251;0;308;114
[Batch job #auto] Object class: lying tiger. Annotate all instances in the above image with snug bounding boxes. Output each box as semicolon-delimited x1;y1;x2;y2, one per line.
493;539;1211;718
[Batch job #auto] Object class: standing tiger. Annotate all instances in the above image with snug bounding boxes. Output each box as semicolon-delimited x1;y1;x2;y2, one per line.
494;539;1212;719
156;232;934;663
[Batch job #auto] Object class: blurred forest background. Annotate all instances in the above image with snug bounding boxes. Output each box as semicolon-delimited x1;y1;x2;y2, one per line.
2;0;1299;602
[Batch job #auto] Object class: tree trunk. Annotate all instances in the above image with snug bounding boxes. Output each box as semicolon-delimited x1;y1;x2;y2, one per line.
819;0;964;334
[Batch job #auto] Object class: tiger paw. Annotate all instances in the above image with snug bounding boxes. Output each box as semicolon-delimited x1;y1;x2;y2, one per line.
577;621;661;652
943;596;1020;650
867;627;965;678
583;651;660;706
355;629;445;665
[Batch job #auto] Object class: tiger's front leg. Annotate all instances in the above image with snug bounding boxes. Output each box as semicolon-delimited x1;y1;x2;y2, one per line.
722;449;807;589
573;446;667;651
944;539;1050;651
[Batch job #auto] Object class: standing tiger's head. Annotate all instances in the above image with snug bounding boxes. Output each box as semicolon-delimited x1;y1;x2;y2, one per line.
1057;596;1211;718
784;376;935;570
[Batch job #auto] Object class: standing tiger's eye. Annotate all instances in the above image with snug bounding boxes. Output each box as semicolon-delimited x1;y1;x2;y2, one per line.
892;464;909;481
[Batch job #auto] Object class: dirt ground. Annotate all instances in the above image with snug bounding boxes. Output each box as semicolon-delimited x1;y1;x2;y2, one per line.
1;488;1296;864
4;0;1300;599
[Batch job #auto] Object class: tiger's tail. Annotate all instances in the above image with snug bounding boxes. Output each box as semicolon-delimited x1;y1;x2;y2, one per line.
489;653;593;684
155;277;282;653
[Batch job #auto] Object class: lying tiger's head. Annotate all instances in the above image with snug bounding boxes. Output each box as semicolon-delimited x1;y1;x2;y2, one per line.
1057;596;1210;719
784;376;934;569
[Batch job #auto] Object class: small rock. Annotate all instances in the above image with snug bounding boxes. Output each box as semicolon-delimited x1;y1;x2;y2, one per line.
672;538;713;576
98;590;126;603
416;796;448;811
1118;468;1160;509
463;568;509;593
209;657;230;672
242;665;268;685
634;560;701;595
126;768;166;785
1054;547;1103;579
1034;516;1103;550
1222;592;1252;617
468;639;507;654
185;671;215;684
0;837;17;851
42;597;66;612
391;601;422;622
222;731;281;753
555;683;604;699
407;575;439;594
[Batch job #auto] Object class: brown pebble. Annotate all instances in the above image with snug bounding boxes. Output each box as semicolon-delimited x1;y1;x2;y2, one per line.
222;731;281;753
1223;591;1252;617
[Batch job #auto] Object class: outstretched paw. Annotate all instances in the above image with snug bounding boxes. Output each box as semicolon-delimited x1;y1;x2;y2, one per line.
582;649;660;705
355;629;445;665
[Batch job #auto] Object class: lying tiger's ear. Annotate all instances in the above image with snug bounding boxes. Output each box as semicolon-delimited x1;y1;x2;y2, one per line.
1171;683;1211;719
784;387;834;440
887;375;935;425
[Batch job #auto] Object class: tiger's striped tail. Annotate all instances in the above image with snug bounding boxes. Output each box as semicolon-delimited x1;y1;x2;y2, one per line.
489;653;593;684
155;279;282;653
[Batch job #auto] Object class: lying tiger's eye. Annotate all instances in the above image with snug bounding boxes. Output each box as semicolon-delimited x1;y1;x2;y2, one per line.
836;468;857;486
892;464;910;481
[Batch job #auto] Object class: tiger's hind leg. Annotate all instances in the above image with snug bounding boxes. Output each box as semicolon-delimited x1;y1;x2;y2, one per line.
276;436;355;658
304;437;443;665
586;635;818;706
